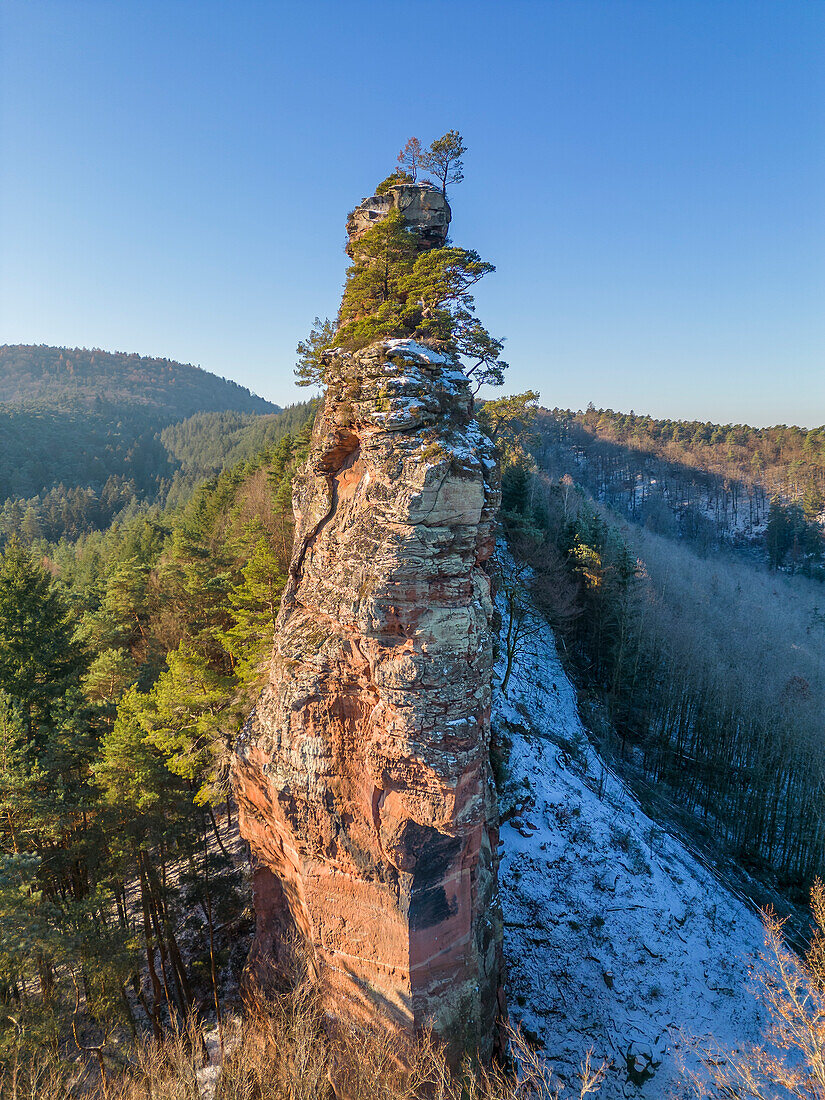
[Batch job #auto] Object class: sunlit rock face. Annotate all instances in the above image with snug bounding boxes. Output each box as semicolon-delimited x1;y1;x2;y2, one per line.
233;334;504;1058
346;182;451;256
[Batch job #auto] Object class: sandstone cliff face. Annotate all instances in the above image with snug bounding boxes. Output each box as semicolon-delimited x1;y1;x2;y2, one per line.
233;336;504;1056
346;182;450;256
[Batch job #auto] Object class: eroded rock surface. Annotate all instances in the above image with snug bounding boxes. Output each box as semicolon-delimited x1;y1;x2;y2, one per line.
346;182;450;256
233;336;504;1057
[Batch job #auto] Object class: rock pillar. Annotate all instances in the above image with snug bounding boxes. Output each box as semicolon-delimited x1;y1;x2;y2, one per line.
233;335;504;1057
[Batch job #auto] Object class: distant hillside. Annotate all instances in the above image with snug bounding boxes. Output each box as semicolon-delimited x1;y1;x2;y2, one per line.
537;407;825;574
0;345;276;417
160;404;317;509
0;345;314;544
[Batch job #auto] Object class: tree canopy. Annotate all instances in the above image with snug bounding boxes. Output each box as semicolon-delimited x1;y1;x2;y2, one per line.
296;134;507;392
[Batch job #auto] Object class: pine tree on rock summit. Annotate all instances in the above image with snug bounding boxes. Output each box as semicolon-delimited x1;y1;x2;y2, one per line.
421;129;467;197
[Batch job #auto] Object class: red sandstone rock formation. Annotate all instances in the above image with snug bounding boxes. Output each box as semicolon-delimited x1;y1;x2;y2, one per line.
233;187;503;1061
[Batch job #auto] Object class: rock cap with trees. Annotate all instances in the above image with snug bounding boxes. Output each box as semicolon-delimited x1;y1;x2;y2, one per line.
295;131;508;394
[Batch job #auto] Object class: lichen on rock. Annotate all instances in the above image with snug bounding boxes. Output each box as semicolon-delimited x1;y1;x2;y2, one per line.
233;334;504;1059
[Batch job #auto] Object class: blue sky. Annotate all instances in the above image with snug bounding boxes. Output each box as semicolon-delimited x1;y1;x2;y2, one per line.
1;0;823;425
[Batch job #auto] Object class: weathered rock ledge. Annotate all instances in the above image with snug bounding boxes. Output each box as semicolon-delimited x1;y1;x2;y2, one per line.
233;336;504;1057
346;183;450;256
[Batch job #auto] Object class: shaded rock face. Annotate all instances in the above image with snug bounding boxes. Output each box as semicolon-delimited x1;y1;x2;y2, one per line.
346;183;451;257
233;337;504;1058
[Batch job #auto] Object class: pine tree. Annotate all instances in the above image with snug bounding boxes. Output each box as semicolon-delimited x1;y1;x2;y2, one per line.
95;687;171;817
0;540;86;730
478;391;540;445
421;130;467;197
219;520;286;688
766;497;793;570
337;210;508;391
337;209;420;345
396;136;424;182
82;648;138;721
0;691;48;854
294;317;336;388
139;642;236;807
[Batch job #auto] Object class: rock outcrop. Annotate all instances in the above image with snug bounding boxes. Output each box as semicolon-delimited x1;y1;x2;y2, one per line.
233;184;503;1063
346;182;450;256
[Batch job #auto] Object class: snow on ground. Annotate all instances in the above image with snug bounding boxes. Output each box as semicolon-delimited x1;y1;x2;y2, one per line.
494;597;768;1098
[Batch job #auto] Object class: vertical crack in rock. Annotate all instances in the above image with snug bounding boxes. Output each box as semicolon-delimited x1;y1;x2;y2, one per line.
233;184;504;1063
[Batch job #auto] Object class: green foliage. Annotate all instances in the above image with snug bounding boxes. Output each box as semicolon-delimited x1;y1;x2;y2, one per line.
0;424;309;1065
0;692;50;855
0;853;59;1017
421;129;467;197
296;133;506;391
452;316;509;390
0;348;313;547
0;345;276;414
336;213;508;389
398;246;493;326
505;416;825;890
479;391;540;446
766;497;816;571
140;641;235;805
218;520;287;686
294;317;337;388
541;407;825;576
375;168;414;194
160;403;314;485
94;687;169;814
337;210;421;344
0;541;87;729
0;345;279;528
82;648;139;712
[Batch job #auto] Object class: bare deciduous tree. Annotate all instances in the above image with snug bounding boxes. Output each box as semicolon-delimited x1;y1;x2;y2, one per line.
494;548;545;695
684;880;825;1099
397;137;424;183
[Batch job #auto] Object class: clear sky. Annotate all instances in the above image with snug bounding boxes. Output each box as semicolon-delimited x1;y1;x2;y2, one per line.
1;1;823;426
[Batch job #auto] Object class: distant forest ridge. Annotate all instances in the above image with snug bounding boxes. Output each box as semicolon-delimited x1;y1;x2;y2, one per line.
549;405;825;504
538;405;825;575
0;344;278;416
559;404;825;444
0;344;315;544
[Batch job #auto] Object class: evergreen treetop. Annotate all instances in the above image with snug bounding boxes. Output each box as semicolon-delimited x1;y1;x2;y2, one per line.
295;134;508;392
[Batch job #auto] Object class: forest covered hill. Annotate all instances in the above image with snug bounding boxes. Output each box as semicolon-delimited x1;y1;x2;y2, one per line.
537;406;825;575
0;345;313;543
4;377;822;1097
0;345;276;415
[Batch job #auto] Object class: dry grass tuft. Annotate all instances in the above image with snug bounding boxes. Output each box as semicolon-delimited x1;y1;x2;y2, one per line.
0;993;605;1100
1;947;605;1100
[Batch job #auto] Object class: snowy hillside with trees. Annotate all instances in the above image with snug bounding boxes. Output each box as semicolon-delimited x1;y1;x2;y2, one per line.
494;589;769;1098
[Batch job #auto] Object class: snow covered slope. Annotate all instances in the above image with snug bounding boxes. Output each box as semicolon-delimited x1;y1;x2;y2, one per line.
494;595;768;1098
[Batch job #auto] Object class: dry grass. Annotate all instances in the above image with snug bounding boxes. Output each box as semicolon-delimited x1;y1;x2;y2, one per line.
0;981;605;1100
